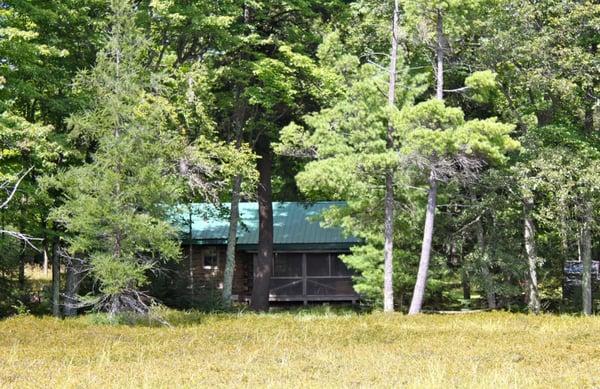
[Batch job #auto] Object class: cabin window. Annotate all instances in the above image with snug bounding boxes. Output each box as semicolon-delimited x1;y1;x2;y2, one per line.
202;248;219;269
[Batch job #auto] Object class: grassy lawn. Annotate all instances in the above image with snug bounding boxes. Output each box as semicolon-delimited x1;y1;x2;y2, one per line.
0;311;599;388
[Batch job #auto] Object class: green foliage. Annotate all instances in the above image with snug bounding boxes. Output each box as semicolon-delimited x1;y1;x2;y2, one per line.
397;99;519;166
0;0;597;315
50;0;190;313
277;12;429;305
464;70;499;103
0;0;107;126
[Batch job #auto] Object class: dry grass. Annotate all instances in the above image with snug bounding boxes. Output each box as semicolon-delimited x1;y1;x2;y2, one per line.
24;265;52;282
1;311;599;388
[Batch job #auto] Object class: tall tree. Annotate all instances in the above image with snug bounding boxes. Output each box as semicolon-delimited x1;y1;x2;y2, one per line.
382;0;400;312
277;6;427;307
51;0;195;315
144;0;346;310
465;0;599;312
403;99;519;314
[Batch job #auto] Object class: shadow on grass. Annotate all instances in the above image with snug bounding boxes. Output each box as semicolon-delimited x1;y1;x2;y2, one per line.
83;302;368;327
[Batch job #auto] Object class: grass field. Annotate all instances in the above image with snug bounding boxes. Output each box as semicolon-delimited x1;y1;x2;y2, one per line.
1;310;599;388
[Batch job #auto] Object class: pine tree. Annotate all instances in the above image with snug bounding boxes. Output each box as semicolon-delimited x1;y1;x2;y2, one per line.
51;0;185;316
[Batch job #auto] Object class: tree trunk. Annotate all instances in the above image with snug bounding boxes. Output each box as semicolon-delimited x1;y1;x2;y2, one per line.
222;103;246;307
476;216;496;309
408;9;445;315
581;200;593;315
223;175;242;307
461;270;471;300
523;197;540;314
18;240;26;292
51;241;60;317
187;207;194;296
382;0;400;313
583;43;597;136
251;135;273;311
408;176;438;314
435;9;444;100
43;244;49;276
63;260;81;317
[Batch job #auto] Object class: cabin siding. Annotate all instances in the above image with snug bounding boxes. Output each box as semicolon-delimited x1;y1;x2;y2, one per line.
181;245;358;304
183;245;250;300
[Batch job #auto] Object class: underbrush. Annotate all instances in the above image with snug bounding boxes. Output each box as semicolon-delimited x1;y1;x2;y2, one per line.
1;311;599;388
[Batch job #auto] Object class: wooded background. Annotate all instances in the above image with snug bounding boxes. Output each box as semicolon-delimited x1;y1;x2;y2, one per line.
0;0;597;317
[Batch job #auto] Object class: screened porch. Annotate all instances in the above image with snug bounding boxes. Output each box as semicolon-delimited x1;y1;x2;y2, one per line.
267;252;358;302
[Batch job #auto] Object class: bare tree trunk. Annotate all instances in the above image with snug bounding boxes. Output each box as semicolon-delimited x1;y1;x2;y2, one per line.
455;237;471;301
18;239;26;292
63;259;82;317
475;216;496;309
43;244;49;276
408;8;445;315
51;241;60;317
251;135;273;311
409;176;438;314
383;175;395;311
223;103;246;307
223;175;242;307
187;207;194;296
435;9;444;101
382;0;400;313
461;269;471;300
523;197;540;314
583;43;597;137
581;200;593;315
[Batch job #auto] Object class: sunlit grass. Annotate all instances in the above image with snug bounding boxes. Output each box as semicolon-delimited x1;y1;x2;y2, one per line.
24;264;52;282
1;310;599;388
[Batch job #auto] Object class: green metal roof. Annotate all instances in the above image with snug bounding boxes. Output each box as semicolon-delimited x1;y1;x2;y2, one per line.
174;201;358;249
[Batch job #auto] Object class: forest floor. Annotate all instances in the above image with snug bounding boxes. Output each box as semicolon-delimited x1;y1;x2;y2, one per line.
0;310;599;388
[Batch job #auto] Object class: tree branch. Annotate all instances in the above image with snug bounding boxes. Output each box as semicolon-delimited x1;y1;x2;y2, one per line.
443;86;469;93
0;166;33;209
0;229;42;251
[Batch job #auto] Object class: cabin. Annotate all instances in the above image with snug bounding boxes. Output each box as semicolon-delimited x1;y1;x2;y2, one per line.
563;260;600;300
176;201;361;304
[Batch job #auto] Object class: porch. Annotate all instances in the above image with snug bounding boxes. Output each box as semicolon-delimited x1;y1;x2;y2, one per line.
267;252;358;303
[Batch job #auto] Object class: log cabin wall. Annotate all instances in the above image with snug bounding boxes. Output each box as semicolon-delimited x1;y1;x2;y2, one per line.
183;245;251;301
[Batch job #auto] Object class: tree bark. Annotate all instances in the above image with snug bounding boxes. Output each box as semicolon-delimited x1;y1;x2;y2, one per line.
581;200;593;316
223;98;246;307
63;259;82;317
583;43;597;136
408;176;438;314
223;175;242;307
382;0;400;313
251;135;273;311
188;206;194;296
476;216;496;309
408;9;445;315
406;7;449;315
43;244;49;276
18;239;25;292
51;241;61;317
461;269;471;300
435;9;444;100
523;197;540;314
